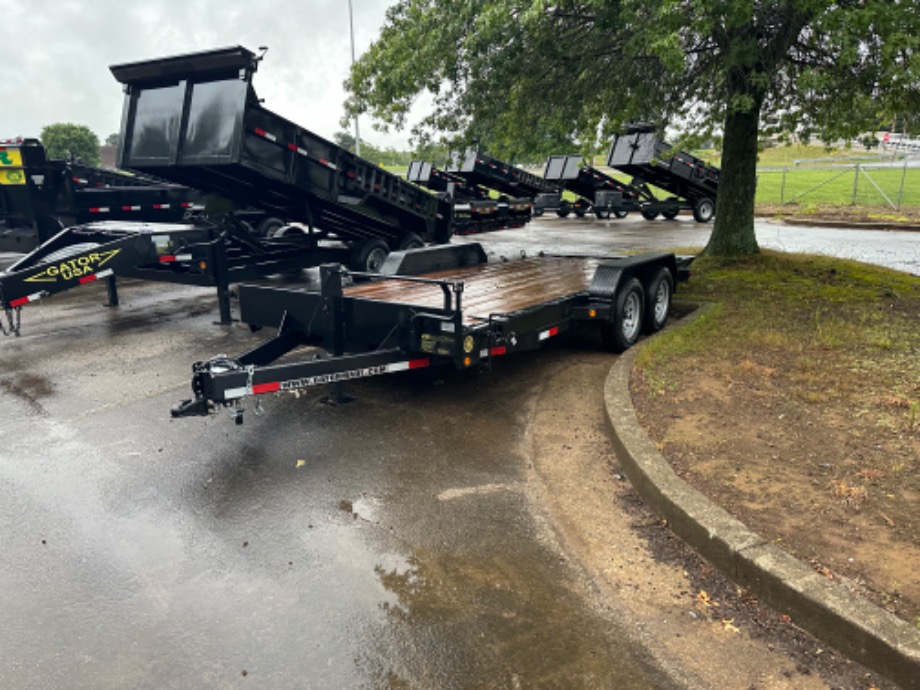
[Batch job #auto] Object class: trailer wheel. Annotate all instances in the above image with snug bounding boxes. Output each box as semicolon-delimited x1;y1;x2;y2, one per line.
595;209;611;220
640;209;659;221
692;197;715;223
613;209;629;219
643;267;674;334
350;239;390;274
533;207;544;217
601;277;645;353
556;206;571;218
396;233;424;251
256;217;285;237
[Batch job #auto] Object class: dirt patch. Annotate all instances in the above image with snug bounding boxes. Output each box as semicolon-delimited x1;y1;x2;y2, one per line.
631;315;920;628
757;203;920;227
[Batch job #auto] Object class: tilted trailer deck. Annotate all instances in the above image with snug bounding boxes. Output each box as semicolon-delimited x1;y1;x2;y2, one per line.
607;126;720;223
0;46;453;334
540;154;643;220
171;243;688;424
406;160;531;234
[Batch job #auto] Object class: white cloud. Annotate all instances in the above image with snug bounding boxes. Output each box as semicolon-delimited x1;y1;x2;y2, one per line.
0;0;415;149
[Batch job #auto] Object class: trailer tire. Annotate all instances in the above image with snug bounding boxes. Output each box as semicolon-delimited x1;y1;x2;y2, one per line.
601;277;645;353
556;207;571;218
396;233;424;251
643;267;674;334
350;239;390;274
613;209;629;219
692;197;716;223
256;217;285;237
595;209;611;220
641;209;659;221
533;207;544;217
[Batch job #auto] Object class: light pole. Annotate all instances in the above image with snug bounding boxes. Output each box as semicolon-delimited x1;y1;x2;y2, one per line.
348;0;361;158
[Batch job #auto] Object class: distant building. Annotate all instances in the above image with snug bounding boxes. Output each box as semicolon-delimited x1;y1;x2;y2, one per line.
99;144;117;169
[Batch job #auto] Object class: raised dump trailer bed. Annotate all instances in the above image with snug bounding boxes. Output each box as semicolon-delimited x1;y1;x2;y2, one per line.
112;45;452;248
406;160;530;234
540;154;643;219
1;138;198;254
171;243;688;424
0;46;455;334
607;125;720;222
446;150;557;199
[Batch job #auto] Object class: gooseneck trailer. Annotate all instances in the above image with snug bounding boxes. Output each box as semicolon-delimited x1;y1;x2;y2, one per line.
0;46;453;334
171;243;688;424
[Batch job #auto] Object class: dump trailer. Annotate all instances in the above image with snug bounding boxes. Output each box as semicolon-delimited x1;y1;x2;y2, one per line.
540;155;643;220
0;137;199;254
0;46;453;334
171;242;689;425
113;46;452;248
607;125;720;222
406;160;531;234
445;150;556;215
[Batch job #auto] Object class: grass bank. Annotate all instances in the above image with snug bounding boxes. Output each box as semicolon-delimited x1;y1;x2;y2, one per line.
631;251;920;625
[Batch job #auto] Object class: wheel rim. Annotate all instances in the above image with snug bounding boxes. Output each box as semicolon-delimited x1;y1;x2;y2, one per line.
622;290;642;341
366;248;388;272
653;280;670;325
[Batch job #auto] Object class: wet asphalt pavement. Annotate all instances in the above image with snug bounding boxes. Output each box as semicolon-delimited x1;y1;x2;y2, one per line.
0;214;916;689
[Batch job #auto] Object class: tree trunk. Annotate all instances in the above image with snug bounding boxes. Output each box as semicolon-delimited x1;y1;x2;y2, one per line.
704;103;762;256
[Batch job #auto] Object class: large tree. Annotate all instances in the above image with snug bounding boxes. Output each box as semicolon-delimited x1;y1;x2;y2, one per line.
40;123;101;167
345;1;919;256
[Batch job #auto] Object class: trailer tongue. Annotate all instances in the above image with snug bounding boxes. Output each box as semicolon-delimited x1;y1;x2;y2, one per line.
172;243;688;424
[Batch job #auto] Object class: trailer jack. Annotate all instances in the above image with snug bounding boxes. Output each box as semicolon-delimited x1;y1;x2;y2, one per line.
170;397;212;418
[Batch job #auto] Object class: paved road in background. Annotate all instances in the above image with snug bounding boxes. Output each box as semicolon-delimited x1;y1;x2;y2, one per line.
0;215;914;688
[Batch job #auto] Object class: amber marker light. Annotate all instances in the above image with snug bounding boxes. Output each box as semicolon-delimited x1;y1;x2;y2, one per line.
199;261;208;270
589;309;597;318
463;356;472;367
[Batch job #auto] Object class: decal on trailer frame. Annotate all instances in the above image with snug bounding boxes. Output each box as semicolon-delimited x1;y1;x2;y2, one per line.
24;249;121;283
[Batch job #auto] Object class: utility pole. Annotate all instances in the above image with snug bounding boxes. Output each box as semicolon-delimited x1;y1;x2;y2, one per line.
348;0;361;158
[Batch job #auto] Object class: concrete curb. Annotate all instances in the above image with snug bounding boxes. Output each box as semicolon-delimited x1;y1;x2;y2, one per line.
777;217;920;232
603;311;920;690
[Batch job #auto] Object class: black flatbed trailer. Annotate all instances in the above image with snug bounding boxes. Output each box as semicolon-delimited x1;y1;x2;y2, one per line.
171;243;689;424
0;46;453;335
406;160;531;234
607;126;720;223
539;154;643;220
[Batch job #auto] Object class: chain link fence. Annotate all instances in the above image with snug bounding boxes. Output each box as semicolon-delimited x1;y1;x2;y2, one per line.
756;159;920;210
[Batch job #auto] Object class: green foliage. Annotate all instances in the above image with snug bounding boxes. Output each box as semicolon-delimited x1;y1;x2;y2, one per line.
105;132;120;148
40;123;101;166
345;0;920;258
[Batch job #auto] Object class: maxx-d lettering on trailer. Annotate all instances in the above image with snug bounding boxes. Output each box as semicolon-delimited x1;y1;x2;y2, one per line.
172;242;690;425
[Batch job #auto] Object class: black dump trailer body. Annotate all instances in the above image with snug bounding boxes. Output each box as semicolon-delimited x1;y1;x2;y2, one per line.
112;46;452;247
0;138;197;254
446;150;556;199
540;154;642;220
0;47;455;335
407;160;530;235
607;125;720;222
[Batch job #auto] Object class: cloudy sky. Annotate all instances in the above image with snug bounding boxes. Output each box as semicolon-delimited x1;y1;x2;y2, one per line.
0;0;419;149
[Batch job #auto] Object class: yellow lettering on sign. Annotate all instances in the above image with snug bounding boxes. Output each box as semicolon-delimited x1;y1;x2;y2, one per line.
25;249;122;283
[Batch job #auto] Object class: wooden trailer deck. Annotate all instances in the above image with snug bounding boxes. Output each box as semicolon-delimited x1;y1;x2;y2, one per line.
344;256;603;325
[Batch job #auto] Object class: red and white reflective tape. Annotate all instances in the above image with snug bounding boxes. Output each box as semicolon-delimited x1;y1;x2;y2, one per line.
319;158;338;170
538;326;560;341
159;254;193;263
9;291;45;308
78;268;114;285
223;358;431;400
479;345;507;358
287;143;308;157
122;205;142;211
153;203;171;209
88;207;111;213
253;127;277;143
